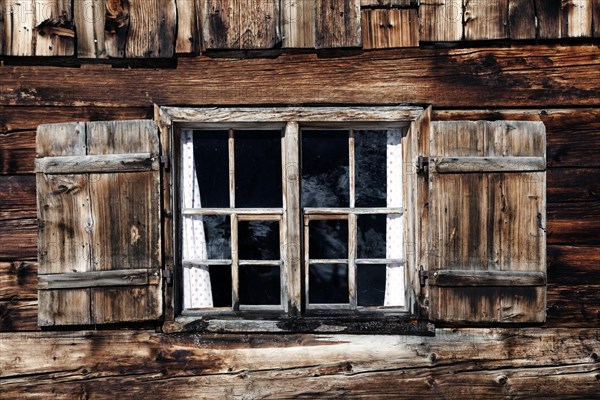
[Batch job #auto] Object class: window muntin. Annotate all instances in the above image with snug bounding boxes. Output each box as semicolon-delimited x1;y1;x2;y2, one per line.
179;121;408;315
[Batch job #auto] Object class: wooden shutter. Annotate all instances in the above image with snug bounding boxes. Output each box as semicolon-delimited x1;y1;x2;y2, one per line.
427;121;546;325
36;120;162;326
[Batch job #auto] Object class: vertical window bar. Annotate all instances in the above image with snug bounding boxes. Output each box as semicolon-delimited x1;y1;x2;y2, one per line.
231;213;239;310
228;129;235;209
348;129;357;308
303;215;310;309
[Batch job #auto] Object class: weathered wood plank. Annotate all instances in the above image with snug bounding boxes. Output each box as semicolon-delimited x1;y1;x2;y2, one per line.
0;328;598;398
0;299;38;331
0;131;36;174
433;156;546;173
362;8;419;49
548;245;600;285
127;0;176;57
594;0;600;37
74;0;107;58
547;168;600;203
546;284;600;327
547;201;600;245
0;216;37;261
176;0;202;54
535;0;594;38
239;0;280;49
419;0;463;41
464;0;509;40
508;0;537;39
35;153;158;174
430;270;546;287
316;0;362;48
38;269;159;289
0;175;36;213
3;47;598;108
360;0;416;6
282;0;315;48
203;0;238;49
0;261;37;301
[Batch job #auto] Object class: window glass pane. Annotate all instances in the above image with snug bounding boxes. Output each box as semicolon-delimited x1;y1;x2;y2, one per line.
203;215;231;260
357;264;386;306
355;130;388;207
235;130;282;208
309;219;348;259
209;265;232;308
238;220;280;260
357;214;386;259
302;130;349;207
309;264;349;304
239;266;281;305
193;130;229;208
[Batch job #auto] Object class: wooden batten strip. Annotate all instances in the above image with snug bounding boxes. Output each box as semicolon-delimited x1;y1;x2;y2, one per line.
35;153;158;174
38;269;160;290
433;156;546;173
430;270;547;287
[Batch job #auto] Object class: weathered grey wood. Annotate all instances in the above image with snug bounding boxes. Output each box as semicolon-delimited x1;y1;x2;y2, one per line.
508;0;537;39
535;0;594;38
35;153;158;174
362;8;419;49
282;0;315;48
428;120;547;324
419;0;463;41
74;0;107;58
161;106;423;124
176;0;202;53
464;0;509;40
433;156;546;173
104;0;130;58
430;270;547;287
38;269;160;290
203;0;239;49
316;0;362;48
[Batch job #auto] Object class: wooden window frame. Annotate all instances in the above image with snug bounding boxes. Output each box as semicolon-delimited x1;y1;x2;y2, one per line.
156;106;433;334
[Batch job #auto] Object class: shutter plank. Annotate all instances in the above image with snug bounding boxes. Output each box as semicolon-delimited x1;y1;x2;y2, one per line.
428;121;546;325
74;0;107;58
204;0;239;49
508;0;537;39
419;0;463;42
240;0;280;49
316;0;362;48
595;0;600;37
362;9;419;49
464;0;509;40
282;0;316;48
126;0;176;58
176;0;202;54
38;289;92;326
535;0;593;38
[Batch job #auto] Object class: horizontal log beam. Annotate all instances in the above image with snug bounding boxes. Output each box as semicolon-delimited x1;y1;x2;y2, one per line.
35;153;159;174
0;262;37;301
1;47;599;108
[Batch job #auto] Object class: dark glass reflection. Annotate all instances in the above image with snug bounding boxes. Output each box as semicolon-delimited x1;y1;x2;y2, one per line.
209;265;232;307
355;130;388;207
309;219;348;259
201;215;231;260
357;214;386;259
309;264;349;304
193;130;229;207
357;264;386;306
239;266;281;305
235;130;282;208
302;130;349;207
238;220;280;260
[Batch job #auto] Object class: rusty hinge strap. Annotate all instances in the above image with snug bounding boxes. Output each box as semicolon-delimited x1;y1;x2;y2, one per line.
160;155;170;171
417;156;429;175
419;266;429;287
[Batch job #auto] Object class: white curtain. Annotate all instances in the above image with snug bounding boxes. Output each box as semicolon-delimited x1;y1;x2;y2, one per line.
181;130;213;309
384;130;405;307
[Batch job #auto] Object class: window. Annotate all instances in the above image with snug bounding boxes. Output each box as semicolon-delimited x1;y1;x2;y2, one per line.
34;108;547;332
179;126;407;315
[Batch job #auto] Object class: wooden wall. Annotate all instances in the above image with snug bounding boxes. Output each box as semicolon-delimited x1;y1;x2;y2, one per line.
1;1;599;398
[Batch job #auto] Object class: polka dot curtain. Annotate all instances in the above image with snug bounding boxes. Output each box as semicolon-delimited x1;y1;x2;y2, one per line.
181;131;213;309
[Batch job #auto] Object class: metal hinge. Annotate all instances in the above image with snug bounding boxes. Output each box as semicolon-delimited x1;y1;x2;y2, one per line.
160;155;170;171
416;156;429;175
163;267;173;285
419;266;429;287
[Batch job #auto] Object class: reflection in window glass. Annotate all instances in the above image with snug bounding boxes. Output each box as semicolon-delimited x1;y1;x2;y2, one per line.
240;266;281;305
302;130;349;207
235;130;282;208
202;215;231;260
357;214;386;259
193;130;229;208
209;265;232;307
238;220;280;260
309;219;348;260
355;130;388;207
357;264;386;306
309;264;349;304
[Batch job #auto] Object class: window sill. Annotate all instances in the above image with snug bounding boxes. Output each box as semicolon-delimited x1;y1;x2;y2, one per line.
163;314;435;335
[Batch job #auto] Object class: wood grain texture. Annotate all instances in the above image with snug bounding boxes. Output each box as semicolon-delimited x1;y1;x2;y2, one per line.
547;245;600;285
2;47;599;108
74;0;107;58
428;121;546;324
127;0;176;57
594;0;600;37
0;0;74;56
508;0;536;39
420;0;463;41
282;0;315;48
176;0;202;54
535;0;594;38
316;0;362;48
0;328;598;397
362;8;419;48
360;0;416;6
0;261;38;301
464;0;509;40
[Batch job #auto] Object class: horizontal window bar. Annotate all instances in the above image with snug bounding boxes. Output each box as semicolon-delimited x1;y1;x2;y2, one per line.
304;207;404;215
239;260;281;266
356;259;405;265
183;208;284;215
183;259;232;266
309;259;348;264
